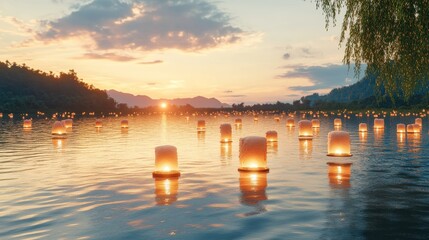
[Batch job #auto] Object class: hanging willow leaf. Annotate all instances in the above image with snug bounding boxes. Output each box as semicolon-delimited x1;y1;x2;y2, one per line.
313;0;429;100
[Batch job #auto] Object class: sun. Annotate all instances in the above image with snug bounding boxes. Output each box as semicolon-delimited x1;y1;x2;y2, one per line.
160;102;167;109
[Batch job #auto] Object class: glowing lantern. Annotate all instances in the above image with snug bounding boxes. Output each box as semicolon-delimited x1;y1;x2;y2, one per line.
286;118;295;127
220;123;232;143
0;113;2;118
51;121;67;138
23;119;32;128
121;119;128;128
238;136;269;172
239;172;268;205
359;123;368;132
154;176;179;205
274;115;280;122
407;124;420;134
153;145;180;177
63;119;73;128
374;118;384;129
197;120;206;131
415;118;422;127
235;118;242;126
397;124;406;133
95;119;102;128
334;118;342;127
327;131;352;157
311;119;320;128
265;131;278;142
298;120;313;140
327;162;352;187
254;115;259;121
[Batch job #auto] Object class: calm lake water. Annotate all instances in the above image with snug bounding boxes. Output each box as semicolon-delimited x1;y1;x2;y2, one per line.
0;114;428;240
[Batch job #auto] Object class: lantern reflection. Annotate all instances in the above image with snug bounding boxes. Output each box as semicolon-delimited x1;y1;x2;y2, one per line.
220;142;232;159
197;131;205;142
359;131;367;142
267;141;278;154
298;120;313;140
327;131;352;157
265;131;278;142
397;133;406;148
153;145;180;177
407;132;421;149
121;120;129;128
154;176;179;205
374;128;384;141
327;162;352;188
220;124;232;143
23;119;32;129
52;121;67;139
238;136;269;172
358;123;367;132
299;139;313;159
52;138;66;149
239;172;268;206
197;120;206;132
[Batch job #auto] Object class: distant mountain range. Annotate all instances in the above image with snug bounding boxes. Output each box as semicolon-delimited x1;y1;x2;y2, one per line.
107;89;230;108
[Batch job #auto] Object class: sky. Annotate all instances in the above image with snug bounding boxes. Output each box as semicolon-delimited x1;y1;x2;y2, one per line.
0;0;362;104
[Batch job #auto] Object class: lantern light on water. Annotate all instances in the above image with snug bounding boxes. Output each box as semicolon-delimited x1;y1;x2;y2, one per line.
95;119;102;128
52;121;67;138
327;131;352;157
153;145;180;177
311;119;320;128
374;118;384;129
121;120;129;128
327;162;352;187
238;136;269;172
239;172;268;206
220;123;232;143
286;118;295;127
265;131;278;142
197;120;206;131
23;119;32;128
334;118;342;127
298;120;313;140
359;123;368;132
397;124;406;133
154;176;179;205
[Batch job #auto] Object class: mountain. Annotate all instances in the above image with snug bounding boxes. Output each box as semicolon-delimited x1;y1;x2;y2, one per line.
107;89;230;108
0;61;118;114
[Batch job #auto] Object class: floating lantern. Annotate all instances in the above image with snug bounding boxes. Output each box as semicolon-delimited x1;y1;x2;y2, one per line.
374;118;384;129
334;118;342;127
153;145;180;177
274;115;280;122
238;136;269;172
397;124;406;133
63;119;73;128
359;123;368;132
407;124;420;134
415;118;422;127
154;176;179;205
327;131;352;157
327;162;352;188
220;124;232;143
254;115;259;121
286;118;295;127
235;118;242;126
311;119;320;128
121;119;128;128
0;113;2;118
298;120;313;140
265;131;278;142
51;121;67;138
239;172;268;206
23;119;32;128
197;120;206;131
95;119;102;128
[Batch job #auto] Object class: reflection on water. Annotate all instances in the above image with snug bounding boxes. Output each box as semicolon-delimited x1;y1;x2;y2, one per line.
0;115;428;239
359;132;367;142
374;128;384;143
154;176;179;205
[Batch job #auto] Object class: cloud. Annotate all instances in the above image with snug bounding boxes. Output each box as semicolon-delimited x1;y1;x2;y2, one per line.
223;90;233;93
36;0;246;52
139;60;163;64
147;82;157;85
282;53;290;60
279;64;365;92
78;52;136;61
223;94;246;98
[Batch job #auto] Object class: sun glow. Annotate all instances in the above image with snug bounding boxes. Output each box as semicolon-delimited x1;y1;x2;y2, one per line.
160;102;167;109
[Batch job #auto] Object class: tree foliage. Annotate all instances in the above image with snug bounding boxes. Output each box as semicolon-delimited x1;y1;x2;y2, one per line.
314;0;429;99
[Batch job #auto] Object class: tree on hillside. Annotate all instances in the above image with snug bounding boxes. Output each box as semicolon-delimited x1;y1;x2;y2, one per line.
314;0;429;99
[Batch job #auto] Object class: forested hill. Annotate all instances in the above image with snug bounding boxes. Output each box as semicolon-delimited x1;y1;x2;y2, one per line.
0;61;118;113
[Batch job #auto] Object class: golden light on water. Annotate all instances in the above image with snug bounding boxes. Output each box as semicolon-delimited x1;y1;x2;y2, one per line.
239;172;268;206
327;162;352;188
154;176;179;205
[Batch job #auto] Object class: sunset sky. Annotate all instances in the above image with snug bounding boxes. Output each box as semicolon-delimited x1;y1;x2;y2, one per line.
0;0;362;104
